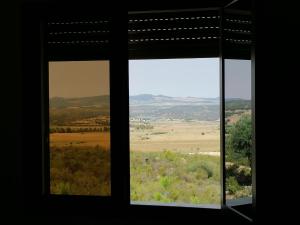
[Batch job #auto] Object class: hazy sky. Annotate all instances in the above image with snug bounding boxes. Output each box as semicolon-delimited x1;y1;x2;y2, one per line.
49;61;109;98
225;59;251;100
129;58;220;98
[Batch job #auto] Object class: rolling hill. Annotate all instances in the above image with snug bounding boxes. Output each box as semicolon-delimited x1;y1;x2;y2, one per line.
130;94;220;121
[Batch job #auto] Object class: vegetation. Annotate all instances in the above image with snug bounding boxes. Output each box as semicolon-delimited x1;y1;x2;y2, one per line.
50;95;110;108
50;107;109;126
49;95;111;196
130;150;220;205
50;145;111;196
225;99;251;111
130;123;154;130
50;126;110;133
225;114;252;199
226;114;252;166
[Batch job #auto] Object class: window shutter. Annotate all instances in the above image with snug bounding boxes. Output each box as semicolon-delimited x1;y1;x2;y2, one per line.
223;9;252;59
128;9;221;59
46;16;111;60
128;9;252;59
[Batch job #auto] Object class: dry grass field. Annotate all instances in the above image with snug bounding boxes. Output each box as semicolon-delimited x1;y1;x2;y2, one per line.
50;132;110;149
130;120;220;155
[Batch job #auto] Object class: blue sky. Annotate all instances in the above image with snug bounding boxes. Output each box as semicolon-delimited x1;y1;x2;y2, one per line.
129;58;251;100
225;59;251;100
129;58;220;98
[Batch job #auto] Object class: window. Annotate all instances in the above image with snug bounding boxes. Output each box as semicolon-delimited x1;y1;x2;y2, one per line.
225;59;252;204
127;5;255;218
129;58;221;207
38;2;254;222
48;60;111;196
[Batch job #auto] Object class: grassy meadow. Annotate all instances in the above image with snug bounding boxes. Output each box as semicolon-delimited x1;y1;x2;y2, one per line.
130;119;221;205
130;150;220;205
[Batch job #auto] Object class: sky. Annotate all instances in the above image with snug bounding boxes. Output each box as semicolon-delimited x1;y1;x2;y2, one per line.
49;61;110;98
129;58;220;98
48;58;251;99
225;59;251;100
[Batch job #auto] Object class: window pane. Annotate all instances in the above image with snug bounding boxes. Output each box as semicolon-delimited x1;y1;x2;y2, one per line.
49;61;111;196
129;58;221;207
225;59;252;203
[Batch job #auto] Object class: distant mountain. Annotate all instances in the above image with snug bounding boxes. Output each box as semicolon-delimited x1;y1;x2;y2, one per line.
49;95;110;126
50;95;110;108
130;94;220;121
130;94;219;106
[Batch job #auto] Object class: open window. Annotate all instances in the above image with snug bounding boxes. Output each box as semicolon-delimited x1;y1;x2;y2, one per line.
37;0;255;222
128;1;255;221
129;58;221;208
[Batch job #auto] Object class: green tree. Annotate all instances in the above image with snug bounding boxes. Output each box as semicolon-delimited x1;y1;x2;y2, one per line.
228;115;252;165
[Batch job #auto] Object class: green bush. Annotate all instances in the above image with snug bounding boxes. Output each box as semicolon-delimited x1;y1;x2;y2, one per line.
130;151;220;205
226;114;252;166
226;176;241;194
160;176;172;189
50;145;111;196
57;182;71;194
228;115;252;163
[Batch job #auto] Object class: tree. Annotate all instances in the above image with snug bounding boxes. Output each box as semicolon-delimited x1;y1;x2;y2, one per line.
227;115;252;165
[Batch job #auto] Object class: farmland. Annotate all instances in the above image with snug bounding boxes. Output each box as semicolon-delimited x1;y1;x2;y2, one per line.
49;95;111;196
49;94;252;202
129;94;221;205
130;119;220;155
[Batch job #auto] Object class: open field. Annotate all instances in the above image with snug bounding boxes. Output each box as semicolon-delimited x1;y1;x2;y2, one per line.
130;119;221;205
130;120;220;155
50;132;110;149
50;131;111;196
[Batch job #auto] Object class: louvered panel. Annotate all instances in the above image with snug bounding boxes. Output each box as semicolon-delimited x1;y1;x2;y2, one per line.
46;17;111;60
223;10;252;59
128;9;221;58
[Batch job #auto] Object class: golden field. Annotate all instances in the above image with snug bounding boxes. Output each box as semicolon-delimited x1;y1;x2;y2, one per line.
130;120;220;155
50;132;110;150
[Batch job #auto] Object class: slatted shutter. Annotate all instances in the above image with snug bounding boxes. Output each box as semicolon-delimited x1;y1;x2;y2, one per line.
223;9;252;59
46;16;111;60
128;9;252;59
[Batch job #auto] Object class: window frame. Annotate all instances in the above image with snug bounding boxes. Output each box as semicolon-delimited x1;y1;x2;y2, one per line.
127;8;225;210
126;7;255;219
35;3;255;221
39;8;129;214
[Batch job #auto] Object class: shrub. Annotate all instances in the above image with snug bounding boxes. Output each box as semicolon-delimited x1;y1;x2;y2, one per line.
56;182;71;195
228;115;252;164
130;151;220;205
160;176;172;189
226;176;242;194
50;145;111;196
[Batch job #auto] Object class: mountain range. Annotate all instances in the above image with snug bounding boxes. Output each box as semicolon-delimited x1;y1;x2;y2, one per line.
49;94;250;122
129;94;220;121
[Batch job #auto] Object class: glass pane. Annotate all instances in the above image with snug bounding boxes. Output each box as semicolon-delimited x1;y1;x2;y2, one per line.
129;58;221;207
49;61;111;196
225;59;252;204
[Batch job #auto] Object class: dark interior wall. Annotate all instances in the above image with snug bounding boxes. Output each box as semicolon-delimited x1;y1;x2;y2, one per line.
1;1;22;224
0;0;294;224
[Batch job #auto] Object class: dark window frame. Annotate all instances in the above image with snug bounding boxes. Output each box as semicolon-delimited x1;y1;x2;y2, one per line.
127;7;226;210
38;6;129;215
25;2;255;221
127;6;255;220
